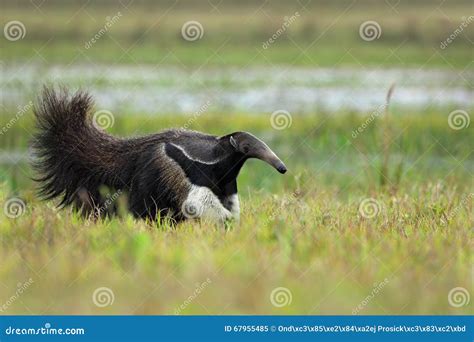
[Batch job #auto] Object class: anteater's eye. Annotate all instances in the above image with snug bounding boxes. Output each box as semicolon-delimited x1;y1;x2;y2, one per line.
242;145;250;153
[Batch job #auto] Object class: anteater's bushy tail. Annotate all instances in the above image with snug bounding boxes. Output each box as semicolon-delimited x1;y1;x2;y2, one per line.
32;86;126;208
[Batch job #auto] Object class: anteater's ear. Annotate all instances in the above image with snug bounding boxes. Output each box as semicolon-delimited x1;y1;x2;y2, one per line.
229;136;238;150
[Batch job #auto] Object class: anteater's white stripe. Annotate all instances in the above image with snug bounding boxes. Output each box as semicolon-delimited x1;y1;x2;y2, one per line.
169;143;224;165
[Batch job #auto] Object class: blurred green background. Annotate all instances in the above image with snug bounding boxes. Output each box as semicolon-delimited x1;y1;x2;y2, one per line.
1;0;473;66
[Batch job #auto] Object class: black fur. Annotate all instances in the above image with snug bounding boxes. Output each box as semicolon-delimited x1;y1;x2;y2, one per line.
164;143;243;196
32;87;286;222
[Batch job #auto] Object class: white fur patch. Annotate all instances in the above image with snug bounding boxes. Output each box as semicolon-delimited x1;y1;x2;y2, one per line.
169;143;224;165
182;185;233;222
227;194;240;221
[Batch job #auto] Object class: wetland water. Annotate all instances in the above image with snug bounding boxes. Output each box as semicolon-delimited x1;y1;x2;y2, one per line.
1;64;472;115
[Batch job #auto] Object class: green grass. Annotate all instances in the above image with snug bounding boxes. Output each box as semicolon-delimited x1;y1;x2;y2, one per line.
3;39;470;68
1;1;472;67
0;0;472;316
1;110;473;191
0;110;472;314
0;178;471;314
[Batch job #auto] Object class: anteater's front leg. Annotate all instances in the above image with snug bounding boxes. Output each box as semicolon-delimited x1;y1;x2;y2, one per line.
181;185;234;223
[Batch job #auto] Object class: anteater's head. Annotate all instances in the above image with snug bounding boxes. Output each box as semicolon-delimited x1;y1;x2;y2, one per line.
225;131;287;174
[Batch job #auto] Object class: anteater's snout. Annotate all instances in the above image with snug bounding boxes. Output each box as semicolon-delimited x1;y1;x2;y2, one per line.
276;162;287;174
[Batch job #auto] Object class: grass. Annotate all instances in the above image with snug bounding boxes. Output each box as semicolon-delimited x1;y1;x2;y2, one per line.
1;109;473;190
1;1;472;67
3;39;471;68
0;179;471;314
0;110;472;314
0;0;472;316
